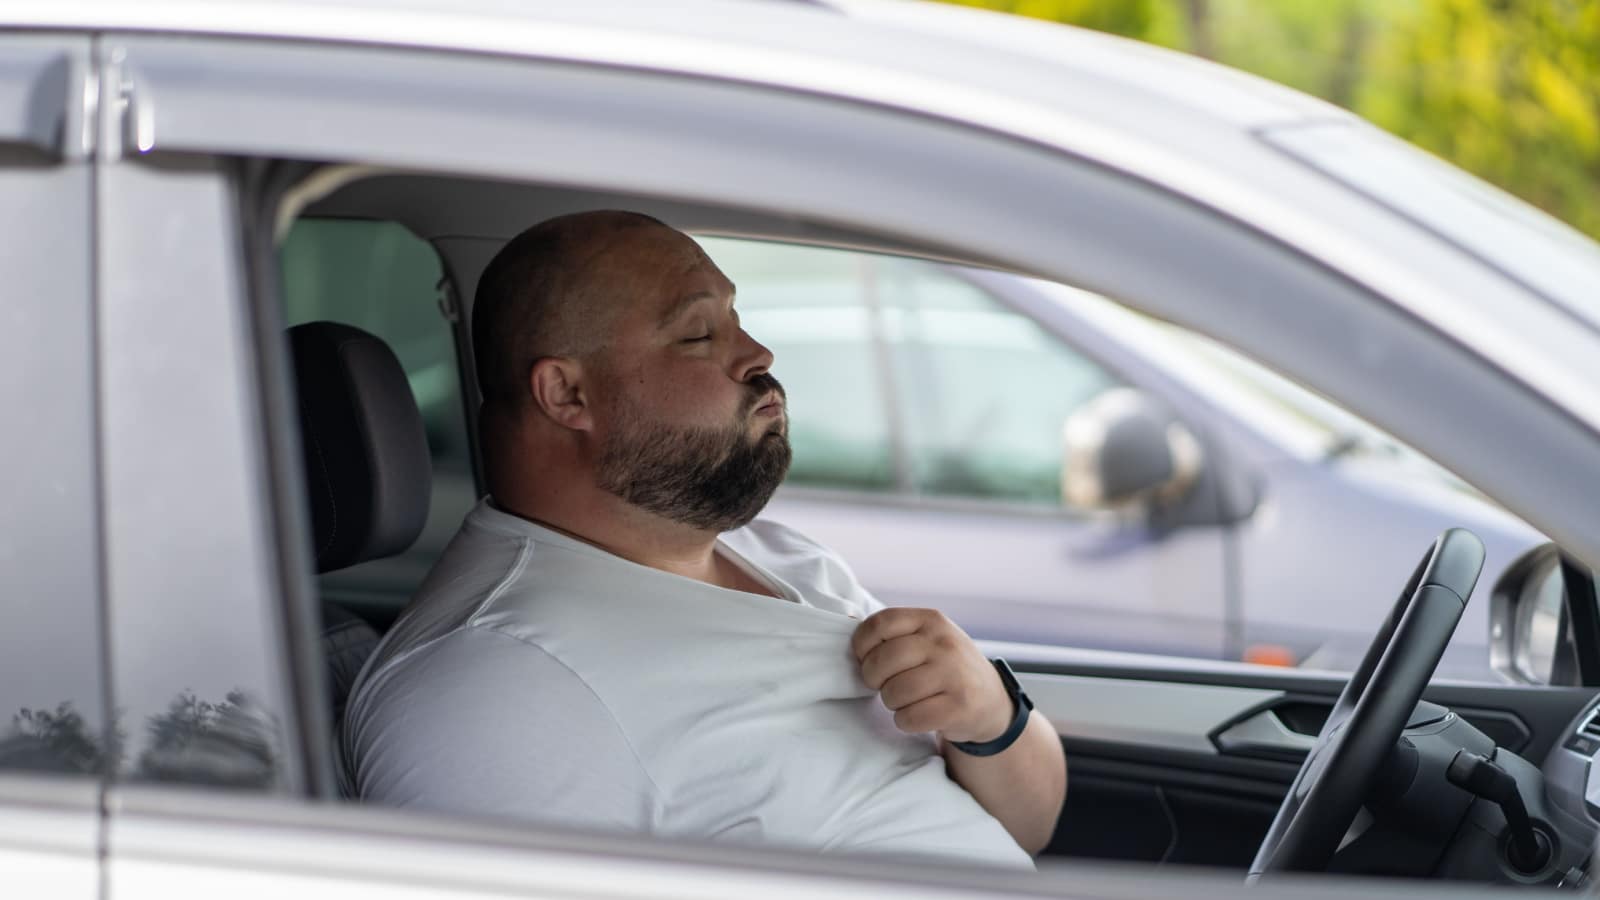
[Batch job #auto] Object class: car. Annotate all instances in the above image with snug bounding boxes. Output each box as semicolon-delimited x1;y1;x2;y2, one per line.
4;0;1600;896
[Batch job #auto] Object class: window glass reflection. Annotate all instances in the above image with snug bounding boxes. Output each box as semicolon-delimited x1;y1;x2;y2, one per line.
1513;559;1566;683
0;160;109;779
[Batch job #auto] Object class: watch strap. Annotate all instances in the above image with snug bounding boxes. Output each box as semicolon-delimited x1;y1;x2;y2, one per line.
950;658;1034;757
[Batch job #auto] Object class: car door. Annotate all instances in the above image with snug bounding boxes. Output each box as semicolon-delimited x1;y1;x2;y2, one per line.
82;8;1600;897
0;34;104;899
1006;637;1597;867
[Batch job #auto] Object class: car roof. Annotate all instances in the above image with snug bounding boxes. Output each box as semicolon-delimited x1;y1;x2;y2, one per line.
20;0;1377;317
16;0;1350;137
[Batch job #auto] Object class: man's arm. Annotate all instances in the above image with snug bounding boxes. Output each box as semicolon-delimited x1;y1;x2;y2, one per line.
852;608;1067;854
939;710;1066;854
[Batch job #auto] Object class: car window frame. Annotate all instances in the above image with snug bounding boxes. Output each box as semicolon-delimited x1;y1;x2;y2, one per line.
0;33;105;895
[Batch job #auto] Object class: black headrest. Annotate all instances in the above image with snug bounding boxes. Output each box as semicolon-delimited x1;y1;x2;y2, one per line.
290;322;431;574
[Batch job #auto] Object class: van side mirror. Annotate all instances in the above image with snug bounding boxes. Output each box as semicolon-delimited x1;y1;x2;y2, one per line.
1060;388;1204;513
1490;545;1600;686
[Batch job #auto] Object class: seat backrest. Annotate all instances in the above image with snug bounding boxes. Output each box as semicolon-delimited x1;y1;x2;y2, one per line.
289;321;432;752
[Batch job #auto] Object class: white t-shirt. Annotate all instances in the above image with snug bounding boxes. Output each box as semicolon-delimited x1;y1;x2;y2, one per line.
343;500;1032;870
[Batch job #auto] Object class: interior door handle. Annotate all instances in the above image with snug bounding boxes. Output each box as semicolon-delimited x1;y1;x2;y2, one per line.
1214;709;1317;757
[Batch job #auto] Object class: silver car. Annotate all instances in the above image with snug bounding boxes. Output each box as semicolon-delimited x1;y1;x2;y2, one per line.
5;0;1600;896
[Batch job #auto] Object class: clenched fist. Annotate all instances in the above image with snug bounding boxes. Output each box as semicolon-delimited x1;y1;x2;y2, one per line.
851;607;1011;744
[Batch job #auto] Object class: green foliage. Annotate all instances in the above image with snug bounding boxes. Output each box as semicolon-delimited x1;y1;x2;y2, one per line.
933;0;1600;243
1357;0;1600;241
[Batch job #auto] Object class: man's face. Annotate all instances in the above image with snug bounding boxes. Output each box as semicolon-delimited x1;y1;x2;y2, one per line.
586;226;791;532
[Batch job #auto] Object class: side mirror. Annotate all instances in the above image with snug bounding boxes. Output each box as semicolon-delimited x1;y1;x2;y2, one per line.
1060;387;1204;513
1490;545;1599;685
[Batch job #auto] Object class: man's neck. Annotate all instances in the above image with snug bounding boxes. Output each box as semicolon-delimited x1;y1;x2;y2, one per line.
491;493;749;591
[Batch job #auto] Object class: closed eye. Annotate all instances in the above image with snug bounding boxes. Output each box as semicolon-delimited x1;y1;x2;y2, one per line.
682;333;712;344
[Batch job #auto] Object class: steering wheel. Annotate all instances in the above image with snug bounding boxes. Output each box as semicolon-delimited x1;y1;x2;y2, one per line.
1248;528;1485;877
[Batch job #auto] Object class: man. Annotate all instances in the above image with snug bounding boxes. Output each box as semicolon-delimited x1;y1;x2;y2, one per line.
343;211;1066;869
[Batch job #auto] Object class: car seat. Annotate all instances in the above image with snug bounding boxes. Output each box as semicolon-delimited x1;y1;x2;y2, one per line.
288;321;432;749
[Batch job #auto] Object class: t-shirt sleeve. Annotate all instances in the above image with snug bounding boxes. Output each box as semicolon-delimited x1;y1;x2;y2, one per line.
346;625;659;833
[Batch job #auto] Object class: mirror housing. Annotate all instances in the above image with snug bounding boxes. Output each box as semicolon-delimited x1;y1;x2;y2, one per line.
1489;545;1600;686
1061;387;1204;513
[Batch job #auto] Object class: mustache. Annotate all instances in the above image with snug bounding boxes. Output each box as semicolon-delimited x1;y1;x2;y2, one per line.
741;373;786;415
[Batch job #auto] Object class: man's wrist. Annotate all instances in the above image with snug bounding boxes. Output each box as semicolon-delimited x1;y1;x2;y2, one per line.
949;659;1033;757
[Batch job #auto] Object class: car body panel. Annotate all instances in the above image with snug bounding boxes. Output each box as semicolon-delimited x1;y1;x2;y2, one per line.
0;33;104;898
0;776;100;899
0;3;1597;896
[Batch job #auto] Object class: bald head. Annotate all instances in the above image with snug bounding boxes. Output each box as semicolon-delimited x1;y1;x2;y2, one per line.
473;209;684;412
474;210;786;534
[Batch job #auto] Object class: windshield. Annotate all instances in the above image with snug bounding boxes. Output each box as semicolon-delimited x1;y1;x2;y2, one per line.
1263;121;1600;335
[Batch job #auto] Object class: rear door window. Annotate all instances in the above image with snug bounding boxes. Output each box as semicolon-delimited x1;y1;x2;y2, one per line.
0;112;107;777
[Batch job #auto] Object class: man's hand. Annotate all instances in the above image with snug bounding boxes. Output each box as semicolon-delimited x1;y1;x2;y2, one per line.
851;607;1011;743
853;607;1067;855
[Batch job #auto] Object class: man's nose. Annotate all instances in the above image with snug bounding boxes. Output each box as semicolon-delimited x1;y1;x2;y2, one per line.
732;327;775;382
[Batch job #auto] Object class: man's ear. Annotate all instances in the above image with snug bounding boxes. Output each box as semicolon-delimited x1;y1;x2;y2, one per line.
529;357;593;431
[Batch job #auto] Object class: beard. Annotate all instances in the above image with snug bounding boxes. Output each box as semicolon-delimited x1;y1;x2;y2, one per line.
596;373;792;532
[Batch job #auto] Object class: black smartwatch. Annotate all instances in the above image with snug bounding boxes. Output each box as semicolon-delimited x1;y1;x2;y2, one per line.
950;658;1034;757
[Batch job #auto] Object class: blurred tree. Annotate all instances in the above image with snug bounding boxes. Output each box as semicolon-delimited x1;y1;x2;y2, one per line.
934;0;1600;243
138;690;279;788
946;0;1163;41
0;702;123;774
1357;0;1600;240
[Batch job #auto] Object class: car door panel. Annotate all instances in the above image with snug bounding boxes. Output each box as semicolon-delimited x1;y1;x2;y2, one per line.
1008;651;1597;868
0;777;101;894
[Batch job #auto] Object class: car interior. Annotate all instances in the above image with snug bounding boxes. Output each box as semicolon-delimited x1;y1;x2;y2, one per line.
274;166;1600;884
